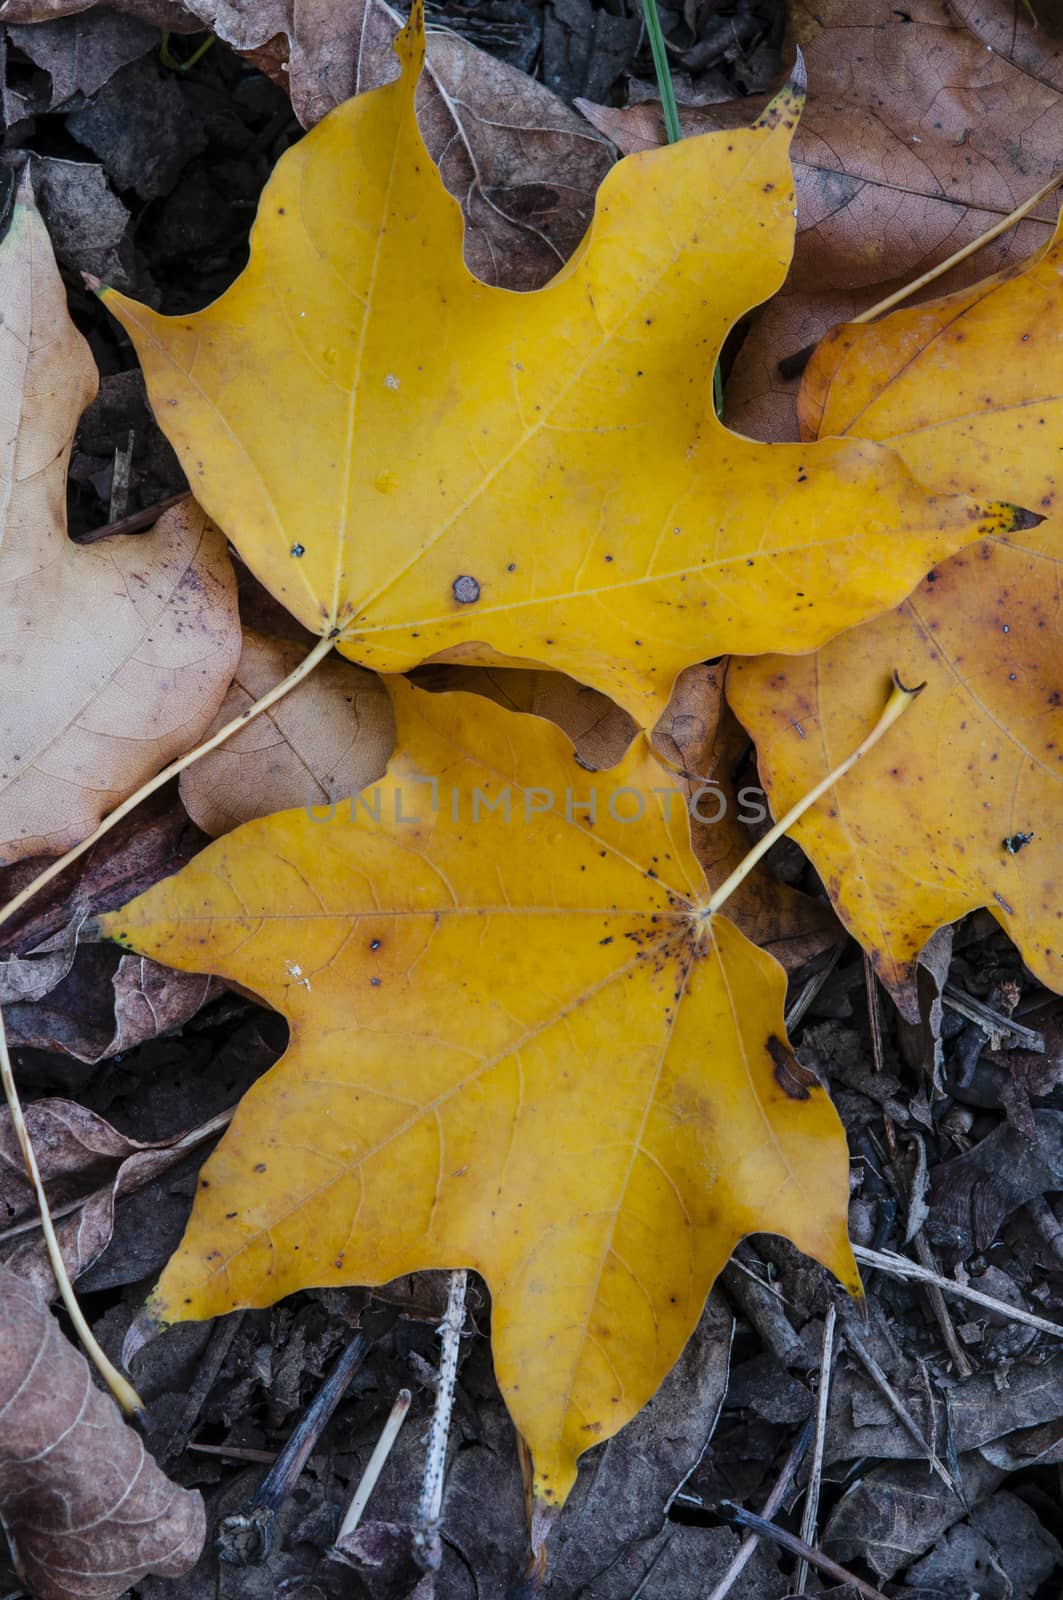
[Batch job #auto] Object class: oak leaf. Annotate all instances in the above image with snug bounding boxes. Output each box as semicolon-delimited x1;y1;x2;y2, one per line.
0;175;241;865
99;7;1024;726
729;219;1063;1009
100;677;859;1509
0;1266;205;1600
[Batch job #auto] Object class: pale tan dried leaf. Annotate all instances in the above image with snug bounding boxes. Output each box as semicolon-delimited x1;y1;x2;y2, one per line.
0;1266;205;1600
0;176;241;865
0;1097;229;1298
179;629;394;836
580;0;1063;439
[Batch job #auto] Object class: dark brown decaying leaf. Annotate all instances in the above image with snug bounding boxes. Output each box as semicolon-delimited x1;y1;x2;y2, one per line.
579;0;1063;439
0;1098;230;1297
4;0;612;290
0;796;223;1061
0;1266;205;1600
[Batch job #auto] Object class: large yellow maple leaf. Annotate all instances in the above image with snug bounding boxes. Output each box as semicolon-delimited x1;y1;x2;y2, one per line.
99;5;1023;725
730;219;1063;1005
100;679;858;1509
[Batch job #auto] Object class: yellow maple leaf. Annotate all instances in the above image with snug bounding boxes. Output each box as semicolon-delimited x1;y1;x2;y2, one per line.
99;4;1024;726
99;678;858;1509
729;217;1063;1004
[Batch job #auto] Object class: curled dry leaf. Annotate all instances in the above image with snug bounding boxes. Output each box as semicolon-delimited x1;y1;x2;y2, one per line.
581;0;1063;440
0;173;241;865
101;9;1026;727
0;1266;205;1600
729;216;1063;1008
179;629;394;837
100;677;859;1512
0;1097;230;1296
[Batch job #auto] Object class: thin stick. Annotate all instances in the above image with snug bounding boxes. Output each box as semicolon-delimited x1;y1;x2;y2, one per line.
0;632;336;936
77;491;187;545
853;1244;1063;1338
336;1388;412;1542
838;1309;957;1495
723;1505;889;1600
851;169;1063;327
708;674;922;915
794;1304;836;1593
0;1005;143;1415
698;1421;812;1600
413;1269;467;1572
217;1330;369;1566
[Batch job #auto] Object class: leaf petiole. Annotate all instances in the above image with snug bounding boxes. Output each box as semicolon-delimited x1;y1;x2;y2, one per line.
0;629;337;937
706;671;923;915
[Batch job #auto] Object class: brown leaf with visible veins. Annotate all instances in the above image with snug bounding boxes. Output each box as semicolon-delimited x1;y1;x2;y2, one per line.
579;0;1063;439
0;1266;205;1600
3;0;611;290
0;1098;230;1297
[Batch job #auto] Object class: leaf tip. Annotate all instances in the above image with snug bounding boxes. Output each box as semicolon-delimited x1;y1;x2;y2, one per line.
395;0;427;78
753;53;806;134
978;500;1044;537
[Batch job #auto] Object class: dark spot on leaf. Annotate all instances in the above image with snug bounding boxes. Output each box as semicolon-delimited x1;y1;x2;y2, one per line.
452;575;480;604
767;1035;815;1099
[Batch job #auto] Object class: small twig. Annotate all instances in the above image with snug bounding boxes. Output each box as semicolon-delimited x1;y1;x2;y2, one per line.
863;954;898;1163
849;169;1063;327
0;1006;142;1415
852;1244;1063;1338
216;1330;369;1566
696;1421;812;1600
911;1231;974;1378
0;632;336;936
794;1304;836;1593
942;982;1044;1051
722;1504;889;1600
785;941;847;1032
414;1270;468;1573
335;1388;412;1542
836;1308;957;1495
76;491;187;545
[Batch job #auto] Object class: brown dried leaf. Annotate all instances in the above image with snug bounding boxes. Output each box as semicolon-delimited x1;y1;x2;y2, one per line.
579;0;1063;439
0;1266;205;1600
4;0;612;290
0;1097;230;1297
179;629;394;837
